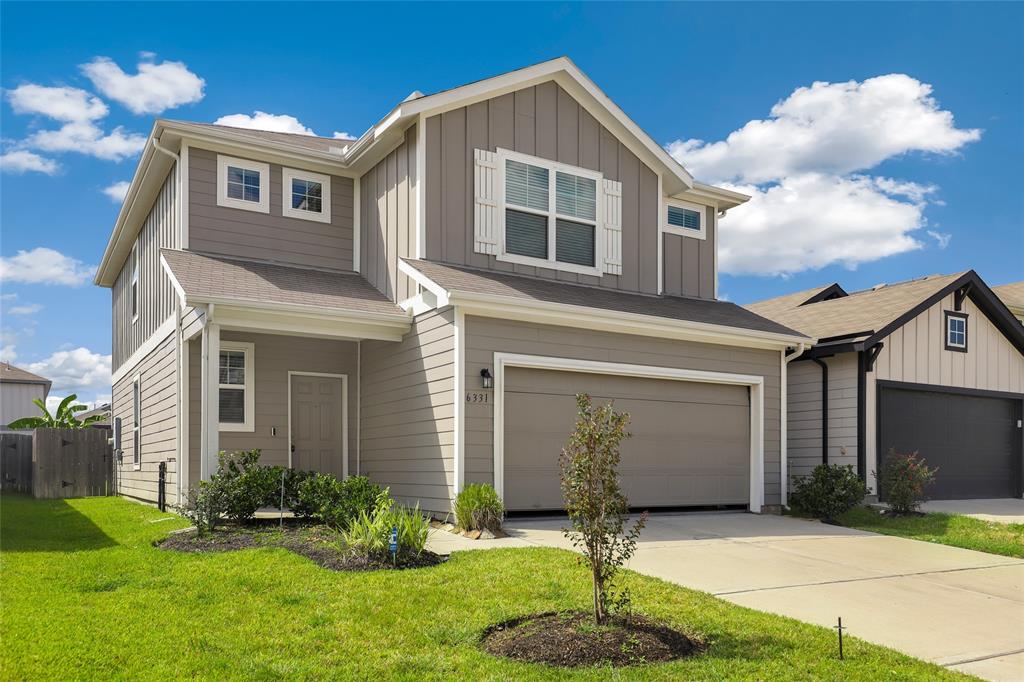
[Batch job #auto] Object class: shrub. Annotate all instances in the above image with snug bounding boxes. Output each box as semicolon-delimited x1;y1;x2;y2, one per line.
182;480;227;536
453;483;504;532
560;393;647;625
216;450;281;524
877;449;937;515
289;472;383;529
789;464;869;521
341;490;429;560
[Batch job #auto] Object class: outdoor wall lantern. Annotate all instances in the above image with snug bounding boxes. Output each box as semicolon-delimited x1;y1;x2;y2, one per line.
480;368;493;389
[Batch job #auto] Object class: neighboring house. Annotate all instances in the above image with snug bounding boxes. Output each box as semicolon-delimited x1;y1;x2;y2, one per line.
77;403;112;426
993;281;1024;324
0;362;51;428
94;57;810;512
749;272;1024;501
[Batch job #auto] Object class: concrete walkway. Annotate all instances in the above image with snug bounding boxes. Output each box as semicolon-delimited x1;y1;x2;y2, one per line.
427;512;1024;681
920;498;1024;524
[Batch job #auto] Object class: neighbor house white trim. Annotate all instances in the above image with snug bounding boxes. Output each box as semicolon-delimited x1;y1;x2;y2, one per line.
664;197;707;240
111;315;177;385
490;353;766;513
218;340;255;432
216;154;270;213
281;167;332;223
287;371;349;478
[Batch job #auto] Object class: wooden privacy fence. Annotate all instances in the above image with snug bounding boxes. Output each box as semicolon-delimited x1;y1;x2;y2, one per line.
0;428;113;498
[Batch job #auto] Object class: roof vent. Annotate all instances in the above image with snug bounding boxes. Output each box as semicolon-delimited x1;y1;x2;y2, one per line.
871;283;887;291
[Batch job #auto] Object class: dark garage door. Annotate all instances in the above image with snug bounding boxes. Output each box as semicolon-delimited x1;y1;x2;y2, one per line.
879;385;1022;500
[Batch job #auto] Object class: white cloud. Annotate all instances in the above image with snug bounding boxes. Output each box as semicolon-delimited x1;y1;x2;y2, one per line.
25;122;146;162
0;150;60;175
0;346;16;363
103;180;131;202
718;174;927;276
927;230;952;249
0;294;16;301
7;303;42;315
214;111;315;135
46;393;111;412
332;131;356;140
28;348;111;396
81;56;205;115
668;74;981;185
5;83;108;122
0;247;96;286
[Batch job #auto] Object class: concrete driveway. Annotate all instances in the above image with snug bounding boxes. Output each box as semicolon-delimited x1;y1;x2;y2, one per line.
920;498;1024;524
428;512;1024;681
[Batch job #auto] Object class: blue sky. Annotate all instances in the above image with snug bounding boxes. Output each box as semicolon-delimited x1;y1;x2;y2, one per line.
1;2;1021;406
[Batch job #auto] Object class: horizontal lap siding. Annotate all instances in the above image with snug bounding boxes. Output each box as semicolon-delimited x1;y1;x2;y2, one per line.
465;317;783;505
112;333;178;504
359;308;455;514
0;384;46;427
786;354;858;482
112;169;179;371
864;294;1024;492
186;333;358;488
359;124;417;301
425;81;668;296
188;147;354;271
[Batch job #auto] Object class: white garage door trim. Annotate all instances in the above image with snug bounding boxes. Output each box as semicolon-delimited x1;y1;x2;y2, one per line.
492;353;766;513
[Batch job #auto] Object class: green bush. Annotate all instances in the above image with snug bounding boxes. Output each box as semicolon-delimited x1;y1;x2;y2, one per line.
182;480;227;536
789;463;869;521
877;449;937;515
289;472;383;529
453;483;504;532
341;490;429;560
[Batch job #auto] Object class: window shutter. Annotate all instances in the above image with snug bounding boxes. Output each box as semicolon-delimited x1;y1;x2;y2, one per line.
473;149;499;255
601;179;623;275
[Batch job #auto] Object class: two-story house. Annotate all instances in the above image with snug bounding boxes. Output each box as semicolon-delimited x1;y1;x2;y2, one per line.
95;57;811;513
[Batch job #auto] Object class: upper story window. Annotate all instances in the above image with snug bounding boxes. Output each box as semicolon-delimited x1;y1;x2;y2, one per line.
945;311;968;352
219;341;254;431
217;155;269;213
499;150;603;275
282;168;331;223
130;244;139;323
664;198;707;240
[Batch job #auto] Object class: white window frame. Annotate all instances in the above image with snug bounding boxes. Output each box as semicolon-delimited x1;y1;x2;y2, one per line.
130;244;139;323
945;311;968;350
217;155;270;213
282;167;332;223
663;197;707;240
495;148;604;277
132;373;142;470
218;341;255;432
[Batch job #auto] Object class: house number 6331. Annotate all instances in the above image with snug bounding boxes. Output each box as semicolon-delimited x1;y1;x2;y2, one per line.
465;392;491;404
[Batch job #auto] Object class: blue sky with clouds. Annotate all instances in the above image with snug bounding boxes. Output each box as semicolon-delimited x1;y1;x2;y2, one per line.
1;2;1021;406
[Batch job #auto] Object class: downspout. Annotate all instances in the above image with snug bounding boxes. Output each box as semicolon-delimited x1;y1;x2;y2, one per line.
856;350;867;484
780;342;807;507
810;357;829;465
151;136;179;163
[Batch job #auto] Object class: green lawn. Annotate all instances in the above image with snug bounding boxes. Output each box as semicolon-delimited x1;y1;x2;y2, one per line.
839;506;1024;558
1;496;973;681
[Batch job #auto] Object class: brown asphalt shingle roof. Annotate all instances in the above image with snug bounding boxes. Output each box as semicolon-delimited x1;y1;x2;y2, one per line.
402;259;805;337
161;250;406;318
746;273;966;341
0;363;51;386
993;282;1024;310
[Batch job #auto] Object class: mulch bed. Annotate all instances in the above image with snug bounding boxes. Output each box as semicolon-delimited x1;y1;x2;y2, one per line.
158;523;445;571
480;611;701;667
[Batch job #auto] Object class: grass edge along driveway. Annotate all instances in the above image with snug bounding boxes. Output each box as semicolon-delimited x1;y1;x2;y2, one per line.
838;506;1024;559
1;495;977;681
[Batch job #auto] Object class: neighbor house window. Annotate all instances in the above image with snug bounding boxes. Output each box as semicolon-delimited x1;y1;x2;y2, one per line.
499;150;602;275
217;155;270;213
945;311;968;352
664;199;707;240
281;168;331;223
130;244;139;323
132;375;141;469
219;342;254;431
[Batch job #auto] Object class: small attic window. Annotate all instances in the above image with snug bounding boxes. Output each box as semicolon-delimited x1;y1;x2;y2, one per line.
217;155;270;213
664;199;706;240
945;311;968;352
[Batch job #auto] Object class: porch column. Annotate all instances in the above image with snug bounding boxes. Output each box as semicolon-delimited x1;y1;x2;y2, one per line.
200;320;220;479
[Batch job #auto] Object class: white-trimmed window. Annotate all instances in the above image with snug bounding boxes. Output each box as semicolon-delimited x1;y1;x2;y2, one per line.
130;244;139;323
945;311;968;351
219;341;254;431
282;168;331;223
664;198;706;240
217;155;270;213
497;149;603;276
132;374;141;470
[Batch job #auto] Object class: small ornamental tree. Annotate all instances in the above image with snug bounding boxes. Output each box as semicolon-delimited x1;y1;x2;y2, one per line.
877;449;937;515
560;393;647;625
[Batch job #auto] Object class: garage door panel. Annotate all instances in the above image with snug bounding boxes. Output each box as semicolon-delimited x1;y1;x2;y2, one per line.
879;386;1021;500
504;368;750;511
